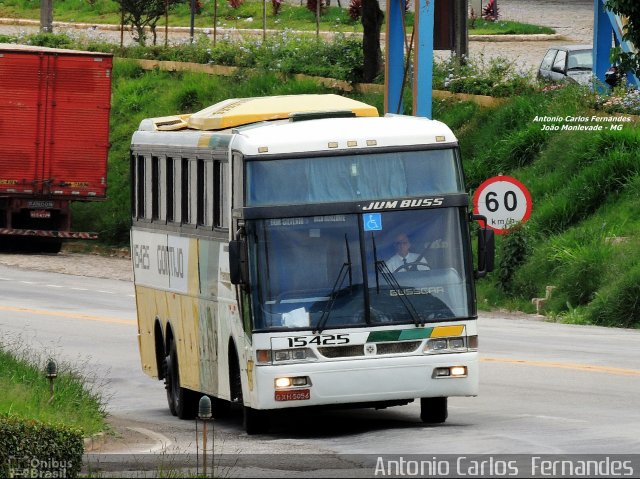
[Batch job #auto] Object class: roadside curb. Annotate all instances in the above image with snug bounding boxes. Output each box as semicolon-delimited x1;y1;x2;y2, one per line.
469;33;568;42
84;432;107;453
0;17;565;42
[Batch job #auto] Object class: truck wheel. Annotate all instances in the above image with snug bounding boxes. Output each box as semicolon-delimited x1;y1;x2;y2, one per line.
41;239;62;254
243;406;270;435
420;397;448;424
164;341;197;419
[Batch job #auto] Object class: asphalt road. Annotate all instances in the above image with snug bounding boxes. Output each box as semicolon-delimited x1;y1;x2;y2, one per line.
1;264;639;476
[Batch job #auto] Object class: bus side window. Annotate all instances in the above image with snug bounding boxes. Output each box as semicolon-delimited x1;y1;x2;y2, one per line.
130;153;136;218
197;159;205;226
136;154;145;219
166;157;175;223
180;158;189;224
189;159;198;226
151;156;159;221
214;160;229;229
221;162;230;229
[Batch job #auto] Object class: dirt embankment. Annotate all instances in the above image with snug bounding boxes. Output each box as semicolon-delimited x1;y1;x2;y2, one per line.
0;248;133;282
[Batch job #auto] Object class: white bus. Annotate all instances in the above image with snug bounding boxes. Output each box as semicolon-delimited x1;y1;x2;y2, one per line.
130;94;494;434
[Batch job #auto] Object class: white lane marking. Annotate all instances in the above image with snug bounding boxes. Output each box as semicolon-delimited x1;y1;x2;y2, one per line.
125;427;174;454
2;276;128;297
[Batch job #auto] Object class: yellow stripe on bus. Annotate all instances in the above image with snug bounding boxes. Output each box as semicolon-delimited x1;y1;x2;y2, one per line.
431;325;465;338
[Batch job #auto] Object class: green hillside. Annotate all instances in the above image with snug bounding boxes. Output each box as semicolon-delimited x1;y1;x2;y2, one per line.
441;89;640;328
66;59;640;328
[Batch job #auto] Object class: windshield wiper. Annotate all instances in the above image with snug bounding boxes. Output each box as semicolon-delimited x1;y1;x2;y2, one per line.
314;235;352;334
371;232;381;293
371;234;423;326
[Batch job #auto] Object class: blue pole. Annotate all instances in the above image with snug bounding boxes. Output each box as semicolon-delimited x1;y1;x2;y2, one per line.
593;0;612;87
413;0;434;118
594;0;640;88
384;0;406;114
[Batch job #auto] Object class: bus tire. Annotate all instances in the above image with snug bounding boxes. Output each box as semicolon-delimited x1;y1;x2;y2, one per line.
165;342;198;419
164;354;178;417
243;406;270;435
420;397;448;424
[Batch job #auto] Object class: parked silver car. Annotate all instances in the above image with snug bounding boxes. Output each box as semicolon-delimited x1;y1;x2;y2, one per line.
537;45;593;86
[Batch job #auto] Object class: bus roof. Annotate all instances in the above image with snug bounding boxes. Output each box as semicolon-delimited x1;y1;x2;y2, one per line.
140;94;379;132
232;115;456;156
132;113;457;155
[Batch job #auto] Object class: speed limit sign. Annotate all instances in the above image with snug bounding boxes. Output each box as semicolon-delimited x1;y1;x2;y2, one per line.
473;176;532;234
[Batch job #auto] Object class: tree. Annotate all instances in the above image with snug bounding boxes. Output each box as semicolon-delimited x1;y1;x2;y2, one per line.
115;0;181;46
605;0;640;77
361;0;384;83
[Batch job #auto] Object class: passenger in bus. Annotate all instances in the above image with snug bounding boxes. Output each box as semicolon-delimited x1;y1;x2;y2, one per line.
385;233;430;272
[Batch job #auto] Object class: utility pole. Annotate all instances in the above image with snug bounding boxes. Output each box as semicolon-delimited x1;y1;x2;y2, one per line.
454;0;468;60
190;0;196;43
40;0;53;33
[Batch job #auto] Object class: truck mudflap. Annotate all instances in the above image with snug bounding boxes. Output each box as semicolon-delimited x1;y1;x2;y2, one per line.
0;228;97;239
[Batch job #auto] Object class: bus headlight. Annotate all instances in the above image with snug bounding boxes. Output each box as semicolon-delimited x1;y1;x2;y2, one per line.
424;336;477;354
433;366;468;378
274;376;310;389
257;348;317;364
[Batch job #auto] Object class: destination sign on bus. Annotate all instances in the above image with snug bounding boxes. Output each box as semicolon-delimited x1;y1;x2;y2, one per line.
131;230;189;293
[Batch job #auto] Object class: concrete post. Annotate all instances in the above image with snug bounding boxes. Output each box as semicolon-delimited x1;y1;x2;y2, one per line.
40;0;53;33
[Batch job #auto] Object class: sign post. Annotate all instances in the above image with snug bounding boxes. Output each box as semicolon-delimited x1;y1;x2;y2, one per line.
473;176;532;234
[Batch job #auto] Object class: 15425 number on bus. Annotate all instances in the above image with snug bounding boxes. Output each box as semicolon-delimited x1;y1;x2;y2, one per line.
287;334;350;348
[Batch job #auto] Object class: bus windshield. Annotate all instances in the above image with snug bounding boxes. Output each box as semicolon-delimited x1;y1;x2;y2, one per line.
247;208;473;331
245;148;463;206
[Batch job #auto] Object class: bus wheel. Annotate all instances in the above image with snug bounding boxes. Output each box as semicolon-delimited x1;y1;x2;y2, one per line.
164;354;178;416
164;342;197;419
420;397;448;424
243;407;270;435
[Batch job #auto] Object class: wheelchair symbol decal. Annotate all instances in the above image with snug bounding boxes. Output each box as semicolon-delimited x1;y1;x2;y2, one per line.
364;213;382;231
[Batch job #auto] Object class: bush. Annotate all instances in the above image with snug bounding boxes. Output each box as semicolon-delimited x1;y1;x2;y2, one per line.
533;129;640;235
0;415;83;478
544;229;615;311
434;55;534;98
585;259;640;328
498;224;530;293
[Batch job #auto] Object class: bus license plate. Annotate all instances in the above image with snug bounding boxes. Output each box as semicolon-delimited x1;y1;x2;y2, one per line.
30;210;51;219
275;389;310;401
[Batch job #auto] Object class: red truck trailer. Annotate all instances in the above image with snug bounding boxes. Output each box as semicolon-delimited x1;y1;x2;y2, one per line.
0;44;112;252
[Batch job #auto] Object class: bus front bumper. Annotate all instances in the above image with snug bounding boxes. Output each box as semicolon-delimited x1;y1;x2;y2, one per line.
251;352;478;410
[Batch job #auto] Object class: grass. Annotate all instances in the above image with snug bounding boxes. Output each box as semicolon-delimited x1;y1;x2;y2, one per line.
0;0;554;35
468;18;555;35
0;338;106;435
449;84;640;327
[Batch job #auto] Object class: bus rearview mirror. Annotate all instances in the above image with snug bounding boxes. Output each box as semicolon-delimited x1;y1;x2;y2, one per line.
229;240;248;285
475;228;495;278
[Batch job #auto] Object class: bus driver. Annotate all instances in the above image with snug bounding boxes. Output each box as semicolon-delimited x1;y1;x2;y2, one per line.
386;233;430;272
